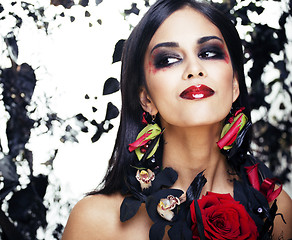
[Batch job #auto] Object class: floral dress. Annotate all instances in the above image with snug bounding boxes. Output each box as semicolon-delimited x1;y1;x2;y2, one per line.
120;111;282;239
120;156;281;240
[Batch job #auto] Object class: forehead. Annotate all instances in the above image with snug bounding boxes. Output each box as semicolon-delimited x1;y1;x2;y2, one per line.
147;6;224;49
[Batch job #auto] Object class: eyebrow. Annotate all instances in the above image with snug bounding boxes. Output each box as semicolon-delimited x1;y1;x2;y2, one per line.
150;35;224;54
150;42;179;54
197;36;223;44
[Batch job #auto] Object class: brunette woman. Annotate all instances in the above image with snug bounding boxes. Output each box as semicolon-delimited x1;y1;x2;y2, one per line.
62;0;292;239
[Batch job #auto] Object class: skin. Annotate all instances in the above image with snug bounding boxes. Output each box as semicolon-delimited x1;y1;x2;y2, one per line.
62;7;292;240
140;6;239;199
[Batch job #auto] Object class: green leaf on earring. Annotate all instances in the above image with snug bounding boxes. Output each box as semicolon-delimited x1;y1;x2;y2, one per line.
217;113;248;150
129;123;162;160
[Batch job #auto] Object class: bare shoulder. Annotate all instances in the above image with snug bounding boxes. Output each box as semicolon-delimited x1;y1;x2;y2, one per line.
62;193;124;240
273;189;292;239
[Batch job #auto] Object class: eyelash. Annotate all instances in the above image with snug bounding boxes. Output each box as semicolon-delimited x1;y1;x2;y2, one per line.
198;45;225;60
152;45;226;69
153;53;182;69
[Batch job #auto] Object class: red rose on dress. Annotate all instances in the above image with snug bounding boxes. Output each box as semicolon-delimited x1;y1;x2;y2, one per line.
190;192;258;240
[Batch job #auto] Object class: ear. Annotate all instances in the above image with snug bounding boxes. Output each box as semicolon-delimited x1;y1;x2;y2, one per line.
139;87;158;115
232;75;240;103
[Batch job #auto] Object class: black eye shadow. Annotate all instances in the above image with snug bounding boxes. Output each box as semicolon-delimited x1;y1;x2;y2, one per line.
152;50;181;69
198;43;226;60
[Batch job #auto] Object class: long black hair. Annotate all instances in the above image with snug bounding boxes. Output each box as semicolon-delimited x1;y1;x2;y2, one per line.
94;0;251;195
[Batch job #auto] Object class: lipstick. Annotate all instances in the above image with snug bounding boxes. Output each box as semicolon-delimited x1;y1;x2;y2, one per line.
180;84;215;100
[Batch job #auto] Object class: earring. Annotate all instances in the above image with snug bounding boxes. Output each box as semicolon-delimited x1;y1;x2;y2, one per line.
217;107;251;158
142;111;156;125
151;114;156;123
229;106;233;115
129;111;162;161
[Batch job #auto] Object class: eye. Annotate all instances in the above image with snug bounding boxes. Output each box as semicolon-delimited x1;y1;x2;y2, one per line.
200;51;217;58
166;57;179;64
159;57;180;66
153;52;182;69
198;45;225;60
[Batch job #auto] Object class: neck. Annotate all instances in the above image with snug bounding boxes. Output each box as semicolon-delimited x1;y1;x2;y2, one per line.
161;123;235;196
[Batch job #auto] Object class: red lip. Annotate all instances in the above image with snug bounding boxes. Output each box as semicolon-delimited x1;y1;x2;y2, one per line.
180;84;215;100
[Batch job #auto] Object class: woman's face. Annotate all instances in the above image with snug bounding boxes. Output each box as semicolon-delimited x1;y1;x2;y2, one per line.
141;6;239;128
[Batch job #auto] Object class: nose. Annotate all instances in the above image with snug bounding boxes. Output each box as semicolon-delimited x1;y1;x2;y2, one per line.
182;58;206;80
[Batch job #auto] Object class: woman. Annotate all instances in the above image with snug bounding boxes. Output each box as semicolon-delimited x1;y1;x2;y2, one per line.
62;0;292;239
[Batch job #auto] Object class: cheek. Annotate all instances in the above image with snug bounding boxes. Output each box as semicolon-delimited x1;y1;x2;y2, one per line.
214;64;235;108
144;72;178;113
146;75;169;101
210;63;234;91
144;61;175;95
220;63;234;87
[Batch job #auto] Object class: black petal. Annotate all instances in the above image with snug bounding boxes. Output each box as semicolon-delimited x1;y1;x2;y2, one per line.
152;167;178;191
91;127;103;142
103;77;120;95
120;196;142;222
168;220;192;240
112;39;125;63
186;171;207;203
140;133;162;164
149;222;166;240
224;121;252;158
105;102;119;120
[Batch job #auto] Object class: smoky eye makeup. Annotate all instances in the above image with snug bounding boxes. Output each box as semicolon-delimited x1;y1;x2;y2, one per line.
198;43;227;60
152;50;182;69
